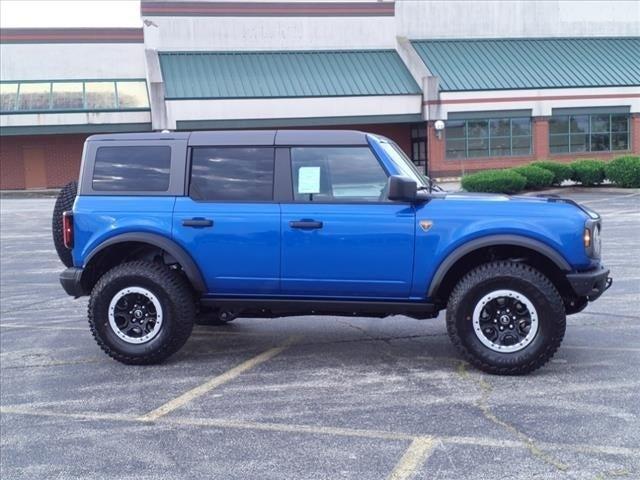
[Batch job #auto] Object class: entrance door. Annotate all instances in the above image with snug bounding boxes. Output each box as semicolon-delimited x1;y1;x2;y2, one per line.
23;147;47;189
280;146;415;298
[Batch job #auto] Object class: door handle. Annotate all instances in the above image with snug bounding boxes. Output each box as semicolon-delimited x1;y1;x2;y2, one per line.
182;218;214;228
289;220;323;230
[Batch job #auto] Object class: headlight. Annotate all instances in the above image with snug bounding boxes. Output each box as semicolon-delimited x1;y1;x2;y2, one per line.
584;221;601;258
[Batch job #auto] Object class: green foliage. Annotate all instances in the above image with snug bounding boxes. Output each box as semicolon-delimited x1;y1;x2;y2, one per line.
530;161;574;185
604;155;640;188
570;159;606;186
511;165;554;190
461;169;527;194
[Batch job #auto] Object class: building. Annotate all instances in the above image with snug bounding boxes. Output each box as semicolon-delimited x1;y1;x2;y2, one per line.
1;0;639;189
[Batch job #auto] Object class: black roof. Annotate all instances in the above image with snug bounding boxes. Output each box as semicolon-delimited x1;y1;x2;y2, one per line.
86;129;369;146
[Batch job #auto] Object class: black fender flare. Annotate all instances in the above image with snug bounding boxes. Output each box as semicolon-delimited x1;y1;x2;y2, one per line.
427;234;572;298
83;232;207;293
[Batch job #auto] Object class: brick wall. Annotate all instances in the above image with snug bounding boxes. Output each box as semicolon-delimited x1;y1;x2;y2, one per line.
0;134;86;189
428;115;640;178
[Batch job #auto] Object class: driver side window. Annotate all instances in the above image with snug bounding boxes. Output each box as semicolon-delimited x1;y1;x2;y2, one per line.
291;147;389;203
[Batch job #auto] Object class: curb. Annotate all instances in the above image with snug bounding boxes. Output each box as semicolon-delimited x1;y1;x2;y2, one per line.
1;189;61;199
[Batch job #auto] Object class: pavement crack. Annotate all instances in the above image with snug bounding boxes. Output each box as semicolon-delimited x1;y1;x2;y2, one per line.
457;362;570;473
334;318;393;345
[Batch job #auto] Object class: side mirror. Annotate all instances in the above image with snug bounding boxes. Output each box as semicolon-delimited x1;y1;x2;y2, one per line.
387;175;417;202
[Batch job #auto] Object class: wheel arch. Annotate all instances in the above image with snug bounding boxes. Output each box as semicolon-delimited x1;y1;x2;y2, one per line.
81;233;206;294
428;235;573;305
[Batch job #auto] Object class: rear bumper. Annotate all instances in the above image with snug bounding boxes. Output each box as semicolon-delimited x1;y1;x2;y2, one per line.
566;265;612;301
59;267;85;298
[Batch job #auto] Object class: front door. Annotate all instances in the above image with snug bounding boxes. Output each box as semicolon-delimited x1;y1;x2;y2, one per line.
280;146;415;298
173;146;280;295
23;147;47;189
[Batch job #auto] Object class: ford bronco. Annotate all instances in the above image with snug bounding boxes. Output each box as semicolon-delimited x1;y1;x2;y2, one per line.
54;130;611;374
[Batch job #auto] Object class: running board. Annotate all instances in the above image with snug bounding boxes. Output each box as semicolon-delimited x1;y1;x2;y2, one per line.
200;297;438;320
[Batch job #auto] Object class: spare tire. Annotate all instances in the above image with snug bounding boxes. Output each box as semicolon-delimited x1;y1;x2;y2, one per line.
52;181;77;267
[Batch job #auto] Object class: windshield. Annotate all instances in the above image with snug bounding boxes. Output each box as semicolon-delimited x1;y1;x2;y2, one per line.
379;141;429;188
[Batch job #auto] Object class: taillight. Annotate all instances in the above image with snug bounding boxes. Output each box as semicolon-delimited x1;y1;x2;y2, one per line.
62;211;74;249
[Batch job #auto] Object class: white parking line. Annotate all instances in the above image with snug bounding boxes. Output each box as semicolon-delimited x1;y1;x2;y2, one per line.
137;336;298;422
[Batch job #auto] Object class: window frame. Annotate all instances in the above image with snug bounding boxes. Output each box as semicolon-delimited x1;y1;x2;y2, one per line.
445;116;532;159
188;146;277;203
410;125;427;172
0;79;150;114
549;112;631;155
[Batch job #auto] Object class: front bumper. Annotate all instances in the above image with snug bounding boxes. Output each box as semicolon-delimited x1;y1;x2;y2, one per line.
60;267;85;298
566;265;612;301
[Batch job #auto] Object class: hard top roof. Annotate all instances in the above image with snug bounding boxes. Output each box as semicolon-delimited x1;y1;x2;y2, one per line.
86;130;369;146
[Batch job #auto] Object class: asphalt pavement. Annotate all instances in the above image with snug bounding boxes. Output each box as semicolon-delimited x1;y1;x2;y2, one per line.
1;191;639;480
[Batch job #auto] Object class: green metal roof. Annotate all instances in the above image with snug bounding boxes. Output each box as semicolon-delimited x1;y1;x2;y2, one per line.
159;50;421;99
411;37;640;92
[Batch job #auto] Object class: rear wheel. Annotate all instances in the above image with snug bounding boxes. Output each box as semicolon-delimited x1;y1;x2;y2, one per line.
446;261;566;375
52;180;77;267
88;261;195;365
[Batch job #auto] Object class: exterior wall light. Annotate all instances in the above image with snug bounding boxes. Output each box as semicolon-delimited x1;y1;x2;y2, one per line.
434;120;445;140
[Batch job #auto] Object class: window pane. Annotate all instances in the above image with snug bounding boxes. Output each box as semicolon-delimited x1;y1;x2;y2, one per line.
570;115;589;134
0;83;18;112
467;120;489;138
590;133;610;151
490;119;510;137
467;138;489;157
611;115;629;133
116;81;149;108
590;114;610;133
190;148;274;201
446;138;465;159
85;82;116;109
93;146;171;191
51;82;83;109
612;133;629;150
549;116;569;134
291;147;387;202
445;120;465;139
490;136;511;156
570;134;588;153
511;118;531;136
17;82;50;110
418;141;426;161
549;134;570;154
512;136;531;154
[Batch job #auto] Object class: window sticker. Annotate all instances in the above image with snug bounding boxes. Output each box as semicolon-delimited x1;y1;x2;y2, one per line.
297;166;321;194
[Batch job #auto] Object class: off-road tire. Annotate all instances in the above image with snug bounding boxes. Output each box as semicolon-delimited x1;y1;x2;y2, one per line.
88;261;195;365
446;261;566;375
52;180;77;267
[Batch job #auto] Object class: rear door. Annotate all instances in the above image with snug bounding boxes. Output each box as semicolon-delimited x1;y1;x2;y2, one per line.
280;146;416;298
173;145;280;295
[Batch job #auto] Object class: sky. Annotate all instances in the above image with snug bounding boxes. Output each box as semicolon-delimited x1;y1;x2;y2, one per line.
0;1;141;28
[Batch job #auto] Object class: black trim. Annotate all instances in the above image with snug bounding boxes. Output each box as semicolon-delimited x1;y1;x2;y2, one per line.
59;267;85;297
427;234;572;298
201;297;437;319
84;233;207;292
273;147;294;202
566;265;612;301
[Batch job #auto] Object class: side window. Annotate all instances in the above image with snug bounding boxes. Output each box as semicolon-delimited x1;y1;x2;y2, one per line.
190;147;274;201
92;146;171;191
291;147;388;203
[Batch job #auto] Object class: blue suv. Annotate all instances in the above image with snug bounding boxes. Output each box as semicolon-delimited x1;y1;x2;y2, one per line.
55;130;611;374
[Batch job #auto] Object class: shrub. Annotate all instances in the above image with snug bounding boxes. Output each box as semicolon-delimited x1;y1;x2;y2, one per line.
571;159;606;186
511;165;554;190
461;169;526;194
530;161;574;185
605;155;640;188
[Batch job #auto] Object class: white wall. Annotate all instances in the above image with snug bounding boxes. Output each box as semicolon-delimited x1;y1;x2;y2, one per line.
165;95;422;129
0;43;146;80
397;0;640;39
0;111;151;128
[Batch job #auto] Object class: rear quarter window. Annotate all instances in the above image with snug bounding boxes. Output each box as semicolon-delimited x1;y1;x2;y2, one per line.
92;146;171;191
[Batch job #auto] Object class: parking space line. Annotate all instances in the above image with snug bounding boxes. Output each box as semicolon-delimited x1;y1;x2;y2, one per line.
2;406;639;458
563;345;640;352
387;436;435;480
137;336;298;422
0;323;87;331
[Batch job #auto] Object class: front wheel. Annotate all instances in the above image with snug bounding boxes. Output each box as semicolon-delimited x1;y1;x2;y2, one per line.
88;261;195;365
446;261;566;375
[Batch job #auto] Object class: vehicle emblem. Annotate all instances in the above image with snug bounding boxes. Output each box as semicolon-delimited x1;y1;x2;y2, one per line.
419;220;433;232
